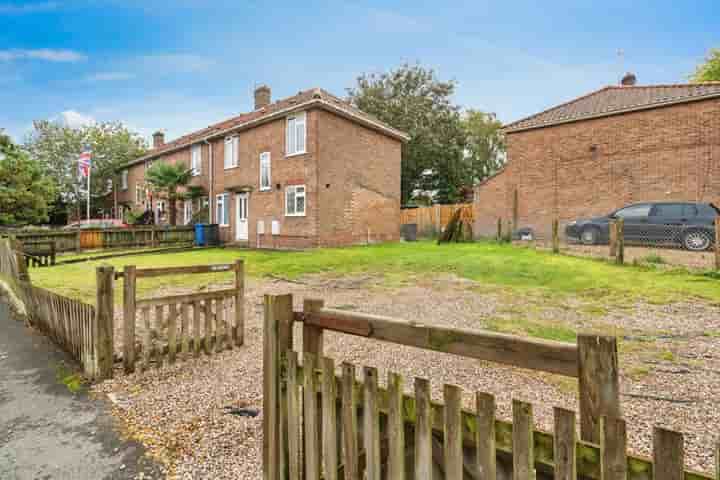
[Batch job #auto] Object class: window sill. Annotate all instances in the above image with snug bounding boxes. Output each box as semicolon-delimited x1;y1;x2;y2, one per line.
285;213;306;218
285;151;307;158
224;166;238;170
259;187;272;192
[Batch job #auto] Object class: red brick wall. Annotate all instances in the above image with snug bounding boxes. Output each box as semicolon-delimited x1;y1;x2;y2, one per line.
316;109;402;247
117;106;402;248
474;98;720;239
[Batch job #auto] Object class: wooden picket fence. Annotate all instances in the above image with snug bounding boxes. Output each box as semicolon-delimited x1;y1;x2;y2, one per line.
401;204;474;237
263;294;712;480
3;225;195;253
0;239;110;378
117;261;245;374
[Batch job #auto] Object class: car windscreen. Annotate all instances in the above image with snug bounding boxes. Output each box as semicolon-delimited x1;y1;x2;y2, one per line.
614;204;651;218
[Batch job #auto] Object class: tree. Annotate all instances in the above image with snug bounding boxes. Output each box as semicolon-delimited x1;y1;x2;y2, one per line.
0;132;56;226
691;48;720;82
462;110;506;183
347;63;468;204
23;121;146;220
144;161;192;226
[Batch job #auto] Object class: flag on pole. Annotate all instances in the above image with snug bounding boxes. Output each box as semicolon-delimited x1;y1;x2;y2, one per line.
78;148;92;178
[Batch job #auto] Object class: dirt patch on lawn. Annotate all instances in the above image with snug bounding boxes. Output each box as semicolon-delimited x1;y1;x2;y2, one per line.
97;273;720;478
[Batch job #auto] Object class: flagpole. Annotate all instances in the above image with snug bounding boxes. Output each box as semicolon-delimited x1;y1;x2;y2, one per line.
86;159;91;221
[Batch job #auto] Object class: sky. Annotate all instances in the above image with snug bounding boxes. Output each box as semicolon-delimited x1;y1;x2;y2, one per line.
1;0;718;144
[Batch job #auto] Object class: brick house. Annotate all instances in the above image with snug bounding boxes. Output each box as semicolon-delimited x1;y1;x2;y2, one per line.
474;76;720;239
115;86;408;248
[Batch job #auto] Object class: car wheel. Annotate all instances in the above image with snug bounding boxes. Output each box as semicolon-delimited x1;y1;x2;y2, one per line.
580;227;599;245
682;230;711;251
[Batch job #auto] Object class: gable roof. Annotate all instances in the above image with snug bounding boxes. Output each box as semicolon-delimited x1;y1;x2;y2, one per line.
127;88;409;167
504;82;720;133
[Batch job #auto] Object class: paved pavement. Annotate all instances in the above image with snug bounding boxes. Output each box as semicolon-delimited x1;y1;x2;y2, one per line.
0;300;162;480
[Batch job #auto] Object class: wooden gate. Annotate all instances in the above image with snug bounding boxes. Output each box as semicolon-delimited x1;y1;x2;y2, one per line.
263;294;713;480
120;261;245;374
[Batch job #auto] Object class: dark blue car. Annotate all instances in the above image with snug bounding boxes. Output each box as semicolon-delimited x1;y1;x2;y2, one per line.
565;202;719;251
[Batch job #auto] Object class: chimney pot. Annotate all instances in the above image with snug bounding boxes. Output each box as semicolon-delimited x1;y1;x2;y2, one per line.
254;85;271;110
620;72;637;86
152;130;165;148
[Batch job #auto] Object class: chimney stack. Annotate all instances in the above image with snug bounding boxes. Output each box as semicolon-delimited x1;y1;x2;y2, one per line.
152;130;165;149
254;85;271;110
620;72;637;86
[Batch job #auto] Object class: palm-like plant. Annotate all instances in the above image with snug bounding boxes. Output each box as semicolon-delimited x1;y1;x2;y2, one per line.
145;161;193;226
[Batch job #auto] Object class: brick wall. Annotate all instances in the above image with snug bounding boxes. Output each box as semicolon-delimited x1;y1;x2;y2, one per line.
474;98;720;239
117;105;402;248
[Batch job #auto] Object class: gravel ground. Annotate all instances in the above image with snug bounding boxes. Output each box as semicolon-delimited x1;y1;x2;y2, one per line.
96;273;720;479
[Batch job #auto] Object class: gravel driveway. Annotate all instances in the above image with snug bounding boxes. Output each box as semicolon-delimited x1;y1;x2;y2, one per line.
96;273;720;479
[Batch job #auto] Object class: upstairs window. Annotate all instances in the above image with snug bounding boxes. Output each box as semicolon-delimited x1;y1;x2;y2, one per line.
135;182;143;204
191;144;202;176
259;152;271;191
121;170;128;190
285;185;306;216
224;136;239;169
286;112;306;156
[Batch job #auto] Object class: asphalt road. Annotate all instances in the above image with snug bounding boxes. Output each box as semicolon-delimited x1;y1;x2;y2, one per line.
0;300;162;479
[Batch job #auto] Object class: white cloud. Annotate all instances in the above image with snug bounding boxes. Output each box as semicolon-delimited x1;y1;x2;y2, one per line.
85;71;135;82
59;110;96;128
0;48;86;62
0;1;58;14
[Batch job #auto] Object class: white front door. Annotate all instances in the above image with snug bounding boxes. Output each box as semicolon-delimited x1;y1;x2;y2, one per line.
235;193;249;241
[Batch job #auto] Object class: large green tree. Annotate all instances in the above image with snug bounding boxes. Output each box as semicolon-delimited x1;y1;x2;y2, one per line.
0;132;56;226
145;161;193;226
23;121;146;220
347;63;468;204
462;110;506;183
691;48;720;82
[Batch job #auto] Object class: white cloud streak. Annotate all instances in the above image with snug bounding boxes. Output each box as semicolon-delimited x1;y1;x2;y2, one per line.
0;48;86;62
0;1;58;14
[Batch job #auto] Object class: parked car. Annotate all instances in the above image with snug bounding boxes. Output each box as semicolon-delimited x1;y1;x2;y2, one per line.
565;202;719;251
64;219;128;229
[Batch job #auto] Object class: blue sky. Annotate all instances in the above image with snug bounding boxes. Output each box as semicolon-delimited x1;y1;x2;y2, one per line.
1;0;718;143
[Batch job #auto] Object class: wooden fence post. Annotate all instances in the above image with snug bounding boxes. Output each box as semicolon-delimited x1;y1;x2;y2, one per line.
577;335;620;444
303;298;324;468
512;188;519;231
49;240;56;266
123;265;136;374
94;265;115;380
616;218;624;265
75;230;82;253
609;220;618;258
263;294;294;480
552;218;560;253
497;218;502;242
234;260;245;346
715;217;719;271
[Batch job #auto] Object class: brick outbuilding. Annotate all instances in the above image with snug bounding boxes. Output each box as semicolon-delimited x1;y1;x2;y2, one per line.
115;86;408;248
474;77;720;239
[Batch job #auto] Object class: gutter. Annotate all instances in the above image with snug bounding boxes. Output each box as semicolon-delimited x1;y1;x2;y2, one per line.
123;98;410;168
503;91;720;134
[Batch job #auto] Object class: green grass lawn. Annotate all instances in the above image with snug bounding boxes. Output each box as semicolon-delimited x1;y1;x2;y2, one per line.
30;240;720;305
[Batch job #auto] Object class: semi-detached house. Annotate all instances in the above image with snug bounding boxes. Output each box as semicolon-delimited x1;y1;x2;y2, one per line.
115;86;409;248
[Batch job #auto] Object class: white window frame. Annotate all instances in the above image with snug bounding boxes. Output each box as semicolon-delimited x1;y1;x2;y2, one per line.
286;112;306;157
285;185;306;217
191;144;202;176
216;193;230;226
259;152;271;191
184;199;193;225
224;136;238;169
121;170;128;190
135;182;143;204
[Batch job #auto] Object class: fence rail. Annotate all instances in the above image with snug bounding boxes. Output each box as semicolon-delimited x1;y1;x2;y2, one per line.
2;225;195;253
120;261;245;374
401;204;473;237
263;294;710;480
